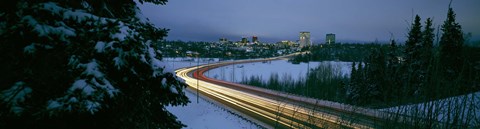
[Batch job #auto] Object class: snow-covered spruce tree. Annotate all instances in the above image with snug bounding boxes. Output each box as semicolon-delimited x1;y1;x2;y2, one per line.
0;0;189;128
347;61;367;105
439;7;464;79
403;15;427;97
404;15;423;65
421;18;434;65
418;18;435;98
365;49;386;104
385;39;402;102
346;61;363;105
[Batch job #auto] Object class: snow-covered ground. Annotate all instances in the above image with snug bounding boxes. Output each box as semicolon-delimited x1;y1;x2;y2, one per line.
166;90;261;129
205;60;352;83
164;58;261;129
381;91;480;126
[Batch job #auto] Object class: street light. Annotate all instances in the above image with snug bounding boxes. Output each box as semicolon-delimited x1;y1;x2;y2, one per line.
195;52;200;103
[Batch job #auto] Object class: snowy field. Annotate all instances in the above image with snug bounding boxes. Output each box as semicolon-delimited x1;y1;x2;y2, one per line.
163;58;261;129
205;60;352;83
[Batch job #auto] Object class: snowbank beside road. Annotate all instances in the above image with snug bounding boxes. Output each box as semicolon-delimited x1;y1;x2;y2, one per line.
166;90;261;129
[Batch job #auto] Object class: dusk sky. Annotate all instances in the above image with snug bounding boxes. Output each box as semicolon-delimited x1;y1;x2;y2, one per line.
139;0;480;43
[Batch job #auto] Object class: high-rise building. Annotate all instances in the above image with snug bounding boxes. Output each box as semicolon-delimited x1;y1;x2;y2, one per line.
219;37;228;44
241;37;248;43
252;36;258;43
326;33;336;44
299;32;311;48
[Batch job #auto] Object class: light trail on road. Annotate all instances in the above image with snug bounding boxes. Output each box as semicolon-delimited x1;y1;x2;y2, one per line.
175;53;386;128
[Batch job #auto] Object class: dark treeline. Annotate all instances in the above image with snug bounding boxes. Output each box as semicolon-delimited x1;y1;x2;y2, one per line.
290;43;399;63
346;8;480;108
241;63;349;102
156;40;293;59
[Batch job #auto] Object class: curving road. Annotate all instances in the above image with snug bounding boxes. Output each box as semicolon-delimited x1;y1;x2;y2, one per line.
175;53;387;128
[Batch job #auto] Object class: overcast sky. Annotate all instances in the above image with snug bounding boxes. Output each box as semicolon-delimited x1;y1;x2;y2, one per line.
139;0;480;43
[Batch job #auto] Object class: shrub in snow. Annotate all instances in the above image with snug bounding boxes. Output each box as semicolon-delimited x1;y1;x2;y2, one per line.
0;0;189;128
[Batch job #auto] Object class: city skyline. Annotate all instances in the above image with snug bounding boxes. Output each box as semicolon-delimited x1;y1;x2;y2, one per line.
139;0;480;43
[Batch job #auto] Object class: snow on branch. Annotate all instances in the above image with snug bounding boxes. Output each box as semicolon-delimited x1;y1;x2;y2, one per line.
134;5;149;24
111;22;130;41
40;2;110;24
16;1;178;116
144;41;174;76
0;82;33;115
23;44;36;54
22;15;76;41
47;60;119;114
79;60;104;78
76;60;119;98
40;2;135;42
23;43;54;54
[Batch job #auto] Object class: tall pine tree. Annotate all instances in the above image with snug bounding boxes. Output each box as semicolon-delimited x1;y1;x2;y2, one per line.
403;15;424;96
439;7;464;78
0;0;189;128
365;49;386;104
421;18;434;66
404;15;423;65
418;18;435;92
